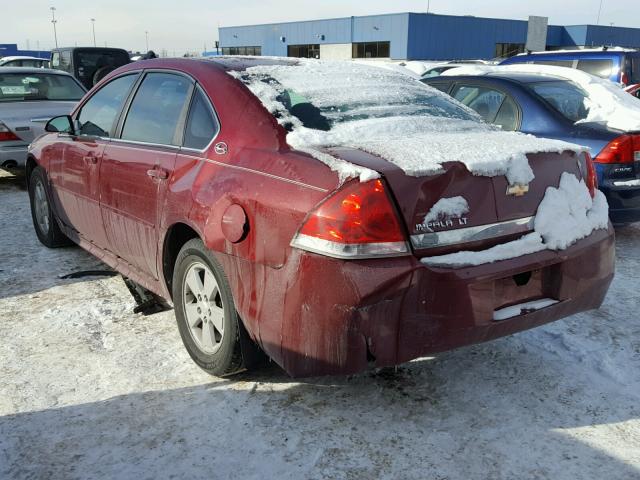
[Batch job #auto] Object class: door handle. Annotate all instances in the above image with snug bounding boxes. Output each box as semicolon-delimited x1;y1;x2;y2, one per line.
83;155;98;165
147;168;169;180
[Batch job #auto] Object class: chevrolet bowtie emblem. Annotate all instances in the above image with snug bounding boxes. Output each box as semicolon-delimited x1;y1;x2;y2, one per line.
506;184;530;196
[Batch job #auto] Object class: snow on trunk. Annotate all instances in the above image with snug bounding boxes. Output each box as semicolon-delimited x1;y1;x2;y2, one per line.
422;172;609;267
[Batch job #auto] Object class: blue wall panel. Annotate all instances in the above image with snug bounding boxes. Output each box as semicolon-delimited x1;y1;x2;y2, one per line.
0;44;50;59
585;25;640;48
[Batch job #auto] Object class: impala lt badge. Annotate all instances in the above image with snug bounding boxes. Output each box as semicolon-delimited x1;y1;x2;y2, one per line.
507;183;529;197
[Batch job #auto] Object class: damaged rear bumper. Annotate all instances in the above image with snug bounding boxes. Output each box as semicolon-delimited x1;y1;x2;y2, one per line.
225;226;615;378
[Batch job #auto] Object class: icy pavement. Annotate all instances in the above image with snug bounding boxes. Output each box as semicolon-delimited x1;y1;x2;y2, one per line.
1;174;639;480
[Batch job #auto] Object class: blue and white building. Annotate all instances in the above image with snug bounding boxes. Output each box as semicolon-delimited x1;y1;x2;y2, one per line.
218;13;640;61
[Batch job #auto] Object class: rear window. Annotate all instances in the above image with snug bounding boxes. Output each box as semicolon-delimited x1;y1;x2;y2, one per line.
0;73;85;102
529;80;589;122
74;50;129;81
576;59;614;79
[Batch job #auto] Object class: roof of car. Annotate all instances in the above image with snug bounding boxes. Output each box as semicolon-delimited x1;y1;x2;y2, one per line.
0;56;47;62
429;71;568;85
0;67;73;75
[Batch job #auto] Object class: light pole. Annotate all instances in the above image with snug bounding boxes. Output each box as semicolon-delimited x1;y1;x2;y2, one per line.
91;18;96;47
596;0;604;25
145;31;149;52
50;7;59;49
427;0;431;14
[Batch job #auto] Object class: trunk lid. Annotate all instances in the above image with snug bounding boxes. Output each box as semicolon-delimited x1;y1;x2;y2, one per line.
0;101;77;143
326;147;583;257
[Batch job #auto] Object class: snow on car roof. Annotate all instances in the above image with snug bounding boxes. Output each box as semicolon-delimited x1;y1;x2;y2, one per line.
231;59;584;183
442;64;640;132
513;47;636;56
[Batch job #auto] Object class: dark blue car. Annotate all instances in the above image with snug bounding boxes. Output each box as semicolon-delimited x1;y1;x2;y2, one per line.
422;72;640;224
500;48;640;86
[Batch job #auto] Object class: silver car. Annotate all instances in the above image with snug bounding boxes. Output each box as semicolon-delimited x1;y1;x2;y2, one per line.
0;67;85;168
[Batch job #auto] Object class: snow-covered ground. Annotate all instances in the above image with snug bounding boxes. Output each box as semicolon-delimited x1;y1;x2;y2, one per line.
1;173;640;480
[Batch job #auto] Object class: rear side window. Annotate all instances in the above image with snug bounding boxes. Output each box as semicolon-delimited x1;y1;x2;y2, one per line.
183;88;219;150
529;81;589;122
576;59;614;79
451;85;506;123
77;74;137;137
531;60;574;68
121;73;192;146
493;97;519;131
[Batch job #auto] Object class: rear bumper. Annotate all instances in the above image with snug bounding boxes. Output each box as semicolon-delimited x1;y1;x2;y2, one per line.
222;226;615;378
600;184;640;225
0;143;28;167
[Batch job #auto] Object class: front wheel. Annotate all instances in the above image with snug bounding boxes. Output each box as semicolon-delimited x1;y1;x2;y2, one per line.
28;166;72;248
172;238;244;376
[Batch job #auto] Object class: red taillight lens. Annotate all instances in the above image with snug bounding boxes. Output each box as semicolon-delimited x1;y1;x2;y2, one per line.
594;135;640;164
0;122;20;142
584;152;598;198
292;179;409;259
621;72;629;86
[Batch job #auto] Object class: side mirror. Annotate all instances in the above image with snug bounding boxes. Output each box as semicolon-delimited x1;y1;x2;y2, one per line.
45;115;75;135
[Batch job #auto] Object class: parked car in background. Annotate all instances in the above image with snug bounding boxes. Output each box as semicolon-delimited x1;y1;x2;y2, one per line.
424;68;640;224
0;67;85;168
0;56;50;68
26;58;613;378
421;64;460;79
50;47;130;90
500;48;640;86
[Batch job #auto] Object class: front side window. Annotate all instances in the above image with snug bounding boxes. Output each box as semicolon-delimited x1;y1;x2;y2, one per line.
183;88;219;150
451;85;506;123
0;73;85;103
576;59;614;79
77;74;137;137
121;73;191;145
528;80;589;123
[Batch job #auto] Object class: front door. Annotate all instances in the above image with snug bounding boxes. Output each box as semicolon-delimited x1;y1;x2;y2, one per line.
100;72;193;278
50;73;139;247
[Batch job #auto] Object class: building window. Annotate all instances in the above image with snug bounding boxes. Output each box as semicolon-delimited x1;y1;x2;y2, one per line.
495;43;525;58
287;44;320;58
352;41;390;59
221;46;261;56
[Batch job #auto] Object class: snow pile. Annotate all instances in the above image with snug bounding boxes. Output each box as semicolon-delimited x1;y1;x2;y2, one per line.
442;64;640;132
232;60;585;183
422;172;609;267
423;196;469;223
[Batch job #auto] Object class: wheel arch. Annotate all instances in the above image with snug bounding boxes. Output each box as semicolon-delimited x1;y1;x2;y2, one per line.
25;155;38;183
161;222;202;299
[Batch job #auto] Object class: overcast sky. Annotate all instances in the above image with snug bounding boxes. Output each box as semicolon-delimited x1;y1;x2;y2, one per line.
3;0;637;54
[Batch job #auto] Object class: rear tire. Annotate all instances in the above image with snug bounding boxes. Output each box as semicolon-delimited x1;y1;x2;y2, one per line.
28;166;72;248
172;238;244;376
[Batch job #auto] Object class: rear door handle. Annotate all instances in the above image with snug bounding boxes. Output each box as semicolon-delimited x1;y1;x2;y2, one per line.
147;168;169;180
83;155;98;165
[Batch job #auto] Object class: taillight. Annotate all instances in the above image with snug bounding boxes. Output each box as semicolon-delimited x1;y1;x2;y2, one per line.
594;135;640;164
584;152;598;198
291;179;410;259
0;122;20;142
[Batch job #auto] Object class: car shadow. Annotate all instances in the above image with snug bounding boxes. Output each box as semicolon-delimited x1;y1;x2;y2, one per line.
2;336;639;479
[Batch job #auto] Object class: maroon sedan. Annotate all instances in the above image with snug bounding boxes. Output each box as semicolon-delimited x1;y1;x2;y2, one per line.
26;58;615;377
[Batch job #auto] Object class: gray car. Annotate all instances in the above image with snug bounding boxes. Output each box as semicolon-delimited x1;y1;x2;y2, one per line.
0;67;86;168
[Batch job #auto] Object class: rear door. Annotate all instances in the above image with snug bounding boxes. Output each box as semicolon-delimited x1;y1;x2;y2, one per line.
100;71;193;278
49;72;138;247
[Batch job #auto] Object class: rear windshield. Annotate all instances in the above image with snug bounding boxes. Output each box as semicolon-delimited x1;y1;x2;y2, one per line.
528;80;589;122
528;58;615;79
0;73;85;102
630;56;640;84
240;74;477;132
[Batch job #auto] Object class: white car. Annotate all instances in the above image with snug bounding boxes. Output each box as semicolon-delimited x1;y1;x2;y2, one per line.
0;56;50;68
